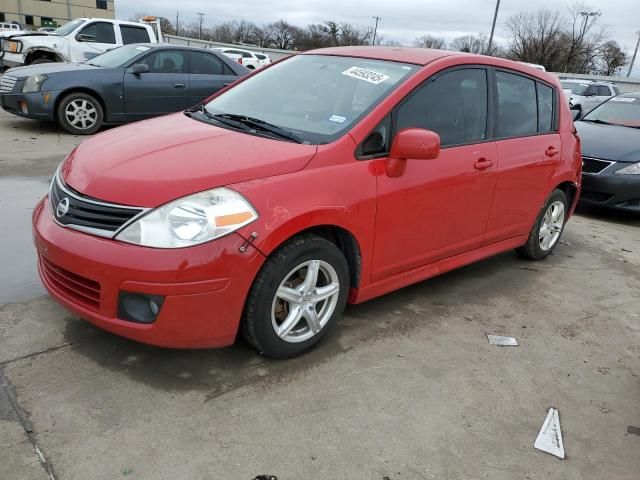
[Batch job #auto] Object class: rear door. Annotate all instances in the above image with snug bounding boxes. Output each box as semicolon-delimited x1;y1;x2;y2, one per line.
485;70;560;243
123;49;189;117
187;51;238;106
372;67;498;280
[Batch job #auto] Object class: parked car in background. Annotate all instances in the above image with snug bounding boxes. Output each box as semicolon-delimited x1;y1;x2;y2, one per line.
0;44;249;134
37;27;57;33
575;92;640;212
32;47;580;358
561;79;619;114
0;18;157;69
254;52;272;67
518;61;546;71
213;47;263;69
0;22;22;33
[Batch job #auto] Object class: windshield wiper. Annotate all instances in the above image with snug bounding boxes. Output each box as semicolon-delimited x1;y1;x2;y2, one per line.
213;113;305;144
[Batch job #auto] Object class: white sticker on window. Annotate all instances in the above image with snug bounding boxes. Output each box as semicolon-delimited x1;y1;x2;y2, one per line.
342;66;390;85
135;46;150;51
610;97;635;103
328;114;346;123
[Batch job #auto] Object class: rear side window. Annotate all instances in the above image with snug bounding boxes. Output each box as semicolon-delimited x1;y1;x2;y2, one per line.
597;86;610;96
189;52;233;75
396;68;488;147
255;54;266;60
80;22;116;44
140;51;186;73
121;26;150;44
495;71;538;138
537;82;554;133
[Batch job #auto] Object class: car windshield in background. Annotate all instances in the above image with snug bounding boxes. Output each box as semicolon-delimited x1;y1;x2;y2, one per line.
561;81;590;95
87;45;151;68
203;54;418;144
581;96;640;128
53;19;85;36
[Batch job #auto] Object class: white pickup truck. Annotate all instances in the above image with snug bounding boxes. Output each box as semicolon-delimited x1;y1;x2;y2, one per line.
0;18;157;69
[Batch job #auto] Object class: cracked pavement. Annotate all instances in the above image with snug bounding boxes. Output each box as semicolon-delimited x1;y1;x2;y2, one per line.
1;108;639;479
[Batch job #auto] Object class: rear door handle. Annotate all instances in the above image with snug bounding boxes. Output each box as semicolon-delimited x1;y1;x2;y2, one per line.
545;146;560;157
474;158;493;170
173;83;186;88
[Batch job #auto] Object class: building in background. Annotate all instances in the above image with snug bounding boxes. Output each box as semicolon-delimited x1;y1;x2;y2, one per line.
0;0;114;29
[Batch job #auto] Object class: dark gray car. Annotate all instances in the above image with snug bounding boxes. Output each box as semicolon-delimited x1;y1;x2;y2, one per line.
0;44;250;134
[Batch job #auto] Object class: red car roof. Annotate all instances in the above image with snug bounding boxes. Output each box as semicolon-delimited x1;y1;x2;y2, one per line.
304;46;462;65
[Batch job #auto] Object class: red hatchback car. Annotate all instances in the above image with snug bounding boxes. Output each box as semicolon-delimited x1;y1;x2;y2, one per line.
33;47;581;358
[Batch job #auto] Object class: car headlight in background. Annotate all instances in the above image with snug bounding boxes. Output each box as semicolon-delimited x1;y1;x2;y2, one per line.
22;74;48;93
116;188;258;248
614;161;640;175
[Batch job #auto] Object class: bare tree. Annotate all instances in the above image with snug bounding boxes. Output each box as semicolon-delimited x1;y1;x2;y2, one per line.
414;34;446;49
451;34;490;54
266;20;300;50
597;40;627;75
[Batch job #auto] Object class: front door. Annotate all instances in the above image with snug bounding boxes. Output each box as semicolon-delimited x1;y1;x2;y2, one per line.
372;67;497;281
123;49;190;117
70;21;117;62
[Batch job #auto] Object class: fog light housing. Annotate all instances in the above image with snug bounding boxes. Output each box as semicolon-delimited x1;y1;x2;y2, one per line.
19;101;28;114
117;291;165;324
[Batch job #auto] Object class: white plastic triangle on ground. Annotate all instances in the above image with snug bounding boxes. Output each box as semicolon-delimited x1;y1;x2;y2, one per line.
534;407;565;459
486;334;518;346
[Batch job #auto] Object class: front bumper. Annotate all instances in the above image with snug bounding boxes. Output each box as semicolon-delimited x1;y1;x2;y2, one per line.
32;197;266;348
0;52;26;68
0;89;58;120
580;168;640;212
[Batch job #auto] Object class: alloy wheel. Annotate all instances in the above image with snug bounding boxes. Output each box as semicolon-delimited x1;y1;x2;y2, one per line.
538;200;565;251
64;99;98;130
271;259;340;343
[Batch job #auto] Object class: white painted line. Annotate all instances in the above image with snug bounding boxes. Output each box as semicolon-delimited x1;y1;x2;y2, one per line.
534;407;565;459
486;334;519;346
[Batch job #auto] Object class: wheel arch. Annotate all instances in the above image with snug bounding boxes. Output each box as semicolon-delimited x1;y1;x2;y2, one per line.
553;180;579;216
54;87;107;122
24;48;65;64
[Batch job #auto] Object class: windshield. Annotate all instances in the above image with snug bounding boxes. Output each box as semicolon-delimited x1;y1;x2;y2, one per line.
203;54;418;144
87;44;151;68
582;96;640;128
53;19;85;36
561;81;590;95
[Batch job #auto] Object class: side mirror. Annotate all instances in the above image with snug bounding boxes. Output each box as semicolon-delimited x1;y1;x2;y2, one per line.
131;63;150;74
386;128;440;177
571;110;581;121
76;33;95;42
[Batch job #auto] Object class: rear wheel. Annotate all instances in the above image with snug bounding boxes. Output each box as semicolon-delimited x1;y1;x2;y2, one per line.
56;92;103;135
242;234;349;359
517;189;568;260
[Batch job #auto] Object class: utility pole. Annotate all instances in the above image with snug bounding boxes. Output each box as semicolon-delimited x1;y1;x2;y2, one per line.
175;11;179;36
372;16;381;46
628;31;640;78
197;12;205;40
486;0;500;55
579;11;600;37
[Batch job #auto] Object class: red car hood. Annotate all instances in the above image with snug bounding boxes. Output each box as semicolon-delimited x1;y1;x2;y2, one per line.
62;113;317;207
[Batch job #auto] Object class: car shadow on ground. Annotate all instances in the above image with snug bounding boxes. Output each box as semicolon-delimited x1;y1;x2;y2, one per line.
575;203;640;227
60;249;545;401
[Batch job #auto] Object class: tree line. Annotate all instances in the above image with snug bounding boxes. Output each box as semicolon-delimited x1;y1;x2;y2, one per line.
141;2;628;76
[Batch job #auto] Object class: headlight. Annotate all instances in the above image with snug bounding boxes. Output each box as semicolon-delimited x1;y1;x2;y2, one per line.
6;40;21;53
22;74;48;93
115;188;258;248
614;161;640;175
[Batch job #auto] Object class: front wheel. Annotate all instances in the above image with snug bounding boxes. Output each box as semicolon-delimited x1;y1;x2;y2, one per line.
517;189;568;260
56;92;104;135
242;234;349;359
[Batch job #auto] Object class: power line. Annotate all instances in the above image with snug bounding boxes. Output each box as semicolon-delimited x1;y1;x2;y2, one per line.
372;16;381;45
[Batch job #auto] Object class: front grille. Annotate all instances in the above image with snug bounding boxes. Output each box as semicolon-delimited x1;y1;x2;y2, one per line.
40;256;101;309
50;172;146;238
0;75;17;93
582;157;614;175
580;189;613;203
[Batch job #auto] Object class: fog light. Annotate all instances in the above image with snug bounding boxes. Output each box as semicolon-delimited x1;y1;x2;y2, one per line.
118;291;165;324
19;101;28;114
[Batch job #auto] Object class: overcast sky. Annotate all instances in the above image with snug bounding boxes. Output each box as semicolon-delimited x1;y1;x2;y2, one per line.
115;0;640;75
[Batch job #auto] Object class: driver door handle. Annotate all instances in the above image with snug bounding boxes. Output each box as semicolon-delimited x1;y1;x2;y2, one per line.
545;146;560;157
173;83;186;88
474;158;493;170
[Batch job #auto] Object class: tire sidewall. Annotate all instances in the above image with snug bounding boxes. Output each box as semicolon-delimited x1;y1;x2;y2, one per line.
57;93;103;135
246;238;349;358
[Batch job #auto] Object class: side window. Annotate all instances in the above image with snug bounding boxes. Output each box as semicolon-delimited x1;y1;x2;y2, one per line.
121;26;150;44
537;82;554;133
584;85;597;96
358;115;392;158
79;22;116;44
495;71;537;138
242;52;253;58
140;51;186;73
396;68;488;147
188;52;227;75
597;85;610;96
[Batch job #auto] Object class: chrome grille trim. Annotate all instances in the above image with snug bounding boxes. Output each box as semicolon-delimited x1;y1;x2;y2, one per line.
0;74;18;93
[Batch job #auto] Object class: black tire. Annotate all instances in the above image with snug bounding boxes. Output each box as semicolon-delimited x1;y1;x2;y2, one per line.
242;234;350;359
56;92;104;135
29;58;54;65
517;189;568;260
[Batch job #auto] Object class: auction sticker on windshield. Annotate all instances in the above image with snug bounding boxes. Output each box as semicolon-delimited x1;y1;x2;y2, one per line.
342;66;390;84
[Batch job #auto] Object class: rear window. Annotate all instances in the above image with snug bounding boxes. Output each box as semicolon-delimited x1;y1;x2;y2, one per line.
496;71;538;137
537;83;554;133
121;26;150;44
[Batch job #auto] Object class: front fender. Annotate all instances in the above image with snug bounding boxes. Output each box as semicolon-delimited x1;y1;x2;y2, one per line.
24;44;69;62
